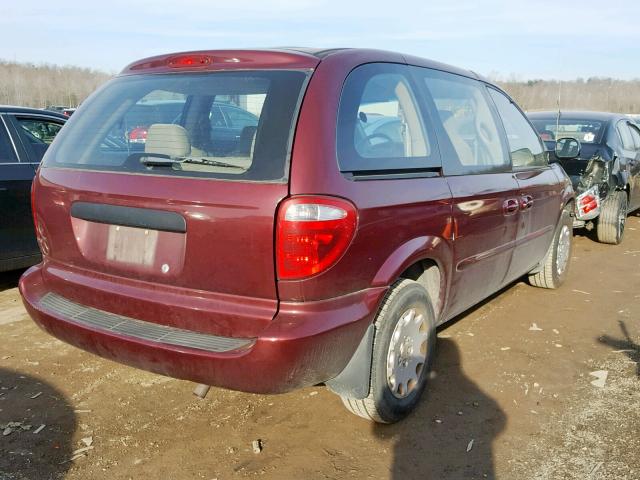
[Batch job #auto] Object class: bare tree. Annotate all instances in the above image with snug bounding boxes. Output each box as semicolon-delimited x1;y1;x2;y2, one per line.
0;59;111;108
1;58;639;115
495;76;640;114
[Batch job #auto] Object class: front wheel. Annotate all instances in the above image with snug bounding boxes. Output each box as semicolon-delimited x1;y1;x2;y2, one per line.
340;279;436;423
528;206;573;289
596;191;628;245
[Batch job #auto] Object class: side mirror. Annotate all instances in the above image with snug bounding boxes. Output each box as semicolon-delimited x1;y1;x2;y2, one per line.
555;137;581;160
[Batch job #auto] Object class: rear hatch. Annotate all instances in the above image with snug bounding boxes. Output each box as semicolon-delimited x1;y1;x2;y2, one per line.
33;54;315;337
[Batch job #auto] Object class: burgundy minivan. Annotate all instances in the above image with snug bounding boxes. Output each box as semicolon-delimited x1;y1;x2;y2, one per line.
20;49;574;423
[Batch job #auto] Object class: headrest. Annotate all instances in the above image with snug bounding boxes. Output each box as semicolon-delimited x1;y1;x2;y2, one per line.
145;124;190;158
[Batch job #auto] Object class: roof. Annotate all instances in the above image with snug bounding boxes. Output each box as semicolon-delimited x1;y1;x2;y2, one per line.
284;47;483;81
275;47;351;59
120;48;485;84
527;110;628;122
0;105;67;119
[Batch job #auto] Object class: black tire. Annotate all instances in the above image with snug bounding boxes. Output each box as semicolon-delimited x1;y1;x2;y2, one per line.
596;191;628;245
341;279;436;423
528;206;573;289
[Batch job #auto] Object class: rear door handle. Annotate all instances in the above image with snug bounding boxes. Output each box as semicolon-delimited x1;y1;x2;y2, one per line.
520;195;534;211
503;198;519;215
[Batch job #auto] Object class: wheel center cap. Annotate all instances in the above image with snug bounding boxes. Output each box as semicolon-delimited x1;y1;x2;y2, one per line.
399;336;414;366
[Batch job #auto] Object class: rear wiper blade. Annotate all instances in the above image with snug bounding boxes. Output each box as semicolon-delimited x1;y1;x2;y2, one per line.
128;152;174;166
179;157;244;169
129;153;244;169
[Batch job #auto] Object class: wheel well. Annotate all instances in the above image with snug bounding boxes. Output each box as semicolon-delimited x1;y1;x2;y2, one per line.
399;260;443;317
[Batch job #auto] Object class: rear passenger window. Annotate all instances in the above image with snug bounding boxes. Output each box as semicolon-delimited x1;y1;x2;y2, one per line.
14;117;64;163
337;63;438;174
617;122;635;150
627;123;640;150
488;88;546;168
413;68;508;176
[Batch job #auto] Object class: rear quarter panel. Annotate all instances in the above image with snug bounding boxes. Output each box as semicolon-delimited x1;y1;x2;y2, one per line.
284;50;454;305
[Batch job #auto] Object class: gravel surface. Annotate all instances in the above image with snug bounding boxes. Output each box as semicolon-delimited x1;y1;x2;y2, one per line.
1;214;639;480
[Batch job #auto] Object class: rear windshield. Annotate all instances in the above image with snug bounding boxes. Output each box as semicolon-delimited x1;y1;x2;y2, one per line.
530;117;604;144
43;70;309;181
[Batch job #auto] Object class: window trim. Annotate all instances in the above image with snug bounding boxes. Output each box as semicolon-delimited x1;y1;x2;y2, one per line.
336;62;443;179
485;85;548;172
0;115;21;164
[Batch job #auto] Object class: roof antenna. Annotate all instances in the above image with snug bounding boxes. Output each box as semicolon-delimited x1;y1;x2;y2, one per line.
555;80;562;137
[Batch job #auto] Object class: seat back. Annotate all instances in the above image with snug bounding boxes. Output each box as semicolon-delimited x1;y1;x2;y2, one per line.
145;124;191;158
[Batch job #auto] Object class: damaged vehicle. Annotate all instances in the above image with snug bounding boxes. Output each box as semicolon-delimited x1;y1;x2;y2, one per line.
528;111;640;244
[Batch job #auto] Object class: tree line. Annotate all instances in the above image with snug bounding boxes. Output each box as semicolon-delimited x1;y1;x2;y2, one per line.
0;60;110;108
497;77;640;114
1;59;639;114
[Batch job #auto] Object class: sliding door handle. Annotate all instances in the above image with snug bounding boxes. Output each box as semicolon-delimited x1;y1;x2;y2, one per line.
503;198;519;215
520;195;534;210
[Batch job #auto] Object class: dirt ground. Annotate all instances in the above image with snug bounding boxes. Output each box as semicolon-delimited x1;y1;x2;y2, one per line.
1;215;639;480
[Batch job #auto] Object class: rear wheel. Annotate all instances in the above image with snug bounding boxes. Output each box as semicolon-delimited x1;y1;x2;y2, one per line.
341;279;436;423
528;205;573;289
596;191;628;245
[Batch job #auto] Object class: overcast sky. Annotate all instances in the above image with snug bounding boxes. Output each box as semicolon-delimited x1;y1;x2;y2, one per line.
2;0;639;79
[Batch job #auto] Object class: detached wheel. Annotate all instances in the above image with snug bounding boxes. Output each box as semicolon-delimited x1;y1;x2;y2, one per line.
596;191;628;245
341;279;436;423
529;206;573;289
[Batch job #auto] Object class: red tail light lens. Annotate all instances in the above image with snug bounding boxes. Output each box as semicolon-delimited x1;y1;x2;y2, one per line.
128;126;148;143
580;194;598;214
277;196;357;280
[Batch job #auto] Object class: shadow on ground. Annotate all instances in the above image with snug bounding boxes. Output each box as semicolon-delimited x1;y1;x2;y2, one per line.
0;270;25;293
599;320;640;377
374;339;505;479
0;368;76;479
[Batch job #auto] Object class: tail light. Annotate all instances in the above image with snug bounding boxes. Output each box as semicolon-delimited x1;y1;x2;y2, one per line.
580;194;598;214
168;54;213;68
277;196;357;280
577;187;600;218
128;126;148;143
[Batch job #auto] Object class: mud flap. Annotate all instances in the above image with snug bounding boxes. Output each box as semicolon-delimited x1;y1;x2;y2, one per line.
326;324;374;399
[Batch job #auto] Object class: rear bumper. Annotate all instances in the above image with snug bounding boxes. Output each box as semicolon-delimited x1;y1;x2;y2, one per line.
20;264;386;394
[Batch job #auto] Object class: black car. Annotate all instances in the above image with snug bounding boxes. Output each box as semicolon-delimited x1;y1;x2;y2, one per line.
0;106;66;271
528;111;640;244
